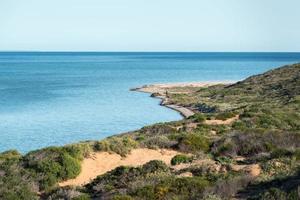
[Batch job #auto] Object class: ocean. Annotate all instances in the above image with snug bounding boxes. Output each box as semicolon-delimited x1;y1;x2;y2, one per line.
0;52;300;153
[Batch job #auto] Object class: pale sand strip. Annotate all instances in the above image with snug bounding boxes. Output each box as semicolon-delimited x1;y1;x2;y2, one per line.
133;81;231;94
132;81;233;118
59;148;179;187
205;115;240;125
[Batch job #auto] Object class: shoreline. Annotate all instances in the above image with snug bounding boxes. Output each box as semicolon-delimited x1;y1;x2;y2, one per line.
131;81;233;118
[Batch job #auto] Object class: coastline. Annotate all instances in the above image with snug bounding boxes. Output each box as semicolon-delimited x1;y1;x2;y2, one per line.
131;81;233;118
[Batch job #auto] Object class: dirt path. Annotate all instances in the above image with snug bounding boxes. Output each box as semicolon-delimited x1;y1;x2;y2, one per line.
59;148;179;187
205;115;239;125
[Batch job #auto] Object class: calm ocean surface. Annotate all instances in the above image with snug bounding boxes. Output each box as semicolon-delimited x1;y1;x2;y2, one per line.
1;52;300;153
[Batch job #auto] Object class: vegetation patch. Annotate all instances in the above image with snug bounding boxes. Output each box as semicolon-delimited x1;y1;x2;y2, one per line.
171;154;193;165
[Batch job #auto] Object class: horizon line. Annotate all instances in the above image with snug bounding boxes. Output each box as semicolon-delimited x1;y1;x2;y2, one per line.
0;50;300;53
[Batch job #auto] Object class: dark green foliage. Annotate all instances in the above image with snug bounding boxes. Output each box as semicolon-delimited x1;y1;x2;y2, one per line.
59;153;81;179
85;160;170;198
215;112;236;121
171;154;193;165
178;133;211;153
270;148;293;159
0;154;38;200
131;176;210;200
189;113;206;122
259;188;288;200
23;145;85;190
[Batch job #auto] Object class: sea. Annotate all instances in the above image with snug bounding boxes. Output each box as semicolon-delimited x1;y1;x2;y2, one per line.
0;52;300;153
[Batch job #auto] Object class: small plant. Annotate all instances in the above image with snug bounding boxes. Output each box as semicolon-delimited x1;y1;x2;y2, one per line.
171;154;193;165
215;112;236;121
178;133;211;153
215;156;232;165
191;113;206;123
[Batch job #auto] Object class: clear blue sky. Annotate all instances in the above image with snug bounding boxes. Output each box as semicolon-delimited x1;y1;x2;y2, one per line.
1;0;299;52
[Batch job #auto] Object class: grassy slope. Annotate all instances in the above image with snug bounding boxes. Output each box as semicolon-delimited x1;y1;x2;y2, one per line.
0;63;300;200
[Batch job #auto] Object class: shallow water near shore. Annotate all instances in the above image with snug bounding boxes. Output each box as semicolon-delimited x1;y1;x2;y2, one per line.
1;52;300;153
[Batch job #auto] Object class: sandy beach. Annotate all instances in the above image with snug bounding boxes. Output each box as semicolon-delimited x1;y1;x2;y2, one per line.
132;81;232;118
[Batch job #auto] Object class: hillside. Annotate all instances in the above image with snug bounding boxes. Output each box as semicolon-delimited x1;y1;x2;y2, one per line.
0;63;300;200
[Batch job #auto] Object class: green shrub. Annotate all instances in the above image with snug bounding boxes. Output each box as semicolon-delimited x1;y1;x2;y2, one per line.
0;158;38;200
0;150;21;161
141;123;177;135
178;133;210;153
112;195;134;200
259;188;287;200
293;149;300;160
72;194;91;200
94;137;138;156
171;154;193;165
45;187;90;200
132;177;210;200
215;156;232;165
170;177;210;197
215;112;236;121
59;153;81;179
142;135;176;149
142;160;169;174
23;146;84;190
191;113;206;123
64;143;92;161
270;148;292;159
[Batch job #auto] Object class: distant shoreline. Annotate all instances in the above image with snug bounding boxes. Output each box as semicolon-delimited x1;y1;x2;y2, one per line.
131;81;234;118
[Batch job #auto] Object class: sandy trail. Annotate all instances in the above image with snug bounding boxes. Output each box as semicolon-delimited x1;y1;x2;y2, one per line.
205;115;239;125
59;148;179;187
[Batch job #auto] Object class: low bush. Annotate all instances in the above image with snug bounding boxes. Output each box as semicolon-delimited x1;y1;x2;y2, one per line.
94;136;138;156
0;150;21;162
132;176;210;200
0;158;38;200
112;195;134;200
45;187;90;200
140;123;177;135
85;160;170;197
142;135;177;149
23;146;83;190
190;113;206;123
215;156;232;165
270;148;293;159
215;112;236;121
212;130;300;158
171;154;193;165
259;188;287;200
177;133;211;153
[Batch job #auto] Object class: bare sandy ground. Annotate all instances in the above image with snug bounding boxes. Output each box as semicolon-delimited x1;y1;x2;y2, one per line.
59;148;179;187
205;115;240;125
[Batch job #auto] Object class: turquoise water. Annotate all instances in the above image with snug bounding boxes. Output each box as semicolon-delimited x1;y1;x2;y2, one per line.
1;52;300;153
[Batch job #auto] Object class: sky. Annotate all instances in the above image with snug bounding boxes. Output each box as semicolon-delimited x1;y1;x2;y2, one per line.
0;0;300;52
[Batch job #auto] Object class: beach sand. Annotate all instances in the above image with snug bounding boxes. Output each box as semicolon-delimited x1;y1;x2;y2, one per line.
59;148;179;187
132;81;233;118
